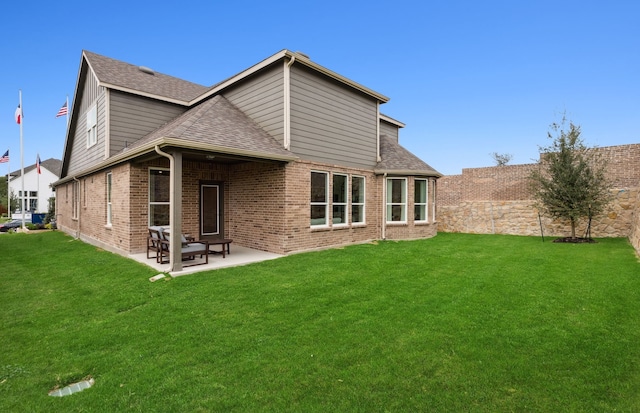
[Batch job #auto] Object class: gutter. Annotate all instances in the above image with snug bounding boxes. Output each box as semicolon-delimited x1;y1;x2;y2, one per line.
54;137;298;186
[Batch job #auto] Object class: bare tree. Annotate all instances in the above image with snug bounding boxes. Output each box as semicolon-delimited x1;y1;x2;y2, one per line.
490;152;513;166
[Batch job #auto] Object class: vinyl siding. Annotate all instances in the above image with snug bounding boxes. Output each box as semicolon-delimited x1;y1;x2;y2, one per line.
289;65;378;169
380;120;399;142
223;64;285;145
67;73;106;175
109;91;186;155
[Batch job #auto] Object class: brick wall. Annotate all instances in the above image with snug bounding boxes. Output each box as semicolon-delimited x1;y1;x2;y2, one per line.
438;144;640;251
630;189;640;252
57;157;440;257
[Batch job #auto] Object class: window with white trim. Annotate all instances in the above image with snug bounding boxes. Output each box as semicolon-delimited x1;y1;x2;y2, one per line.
106;172;113;226
351;175;365;224
414;179;428;222
386;178;407;223
149;168;170;226
72;181;79;219
86;105;97;148
332;173;348;225
310;171;328;226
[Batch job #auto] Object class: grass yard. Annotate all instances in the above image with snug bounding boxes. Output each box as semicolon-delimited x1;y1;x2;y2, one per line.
1;231;639;412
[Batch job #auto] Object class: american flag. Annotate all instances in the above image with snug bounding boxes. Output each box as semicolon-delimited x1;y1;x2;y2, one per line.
36;154;41;174
0;150;8;163
56;101;68;118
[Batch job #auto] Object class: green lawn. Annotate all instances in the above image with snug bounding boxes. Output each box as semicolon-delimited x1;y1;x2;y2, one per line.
1;231;639;412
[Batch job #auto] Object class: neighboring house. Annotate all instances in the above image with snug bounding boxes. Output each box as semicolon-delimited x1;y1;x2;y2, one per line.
8;158;62;214
54;50;441;271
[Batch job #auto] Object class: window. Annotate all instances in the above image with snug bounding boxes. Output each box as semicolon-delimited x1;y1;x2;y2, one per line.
351;175;365;224
386;178;407;223
414;179;428;222
332;174;348;225
86;105;97;147
72;181;79;219
106;172;113;226
149;168;170;226
310;171;328;226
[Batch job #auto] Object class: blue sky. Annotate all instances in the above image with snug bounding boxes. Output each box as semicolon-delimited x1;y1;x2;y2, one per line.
0;0;638;175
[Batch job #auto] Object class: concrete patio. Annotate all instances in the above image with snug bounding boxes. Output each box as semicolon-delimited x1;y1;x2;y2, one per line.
129;244;283;277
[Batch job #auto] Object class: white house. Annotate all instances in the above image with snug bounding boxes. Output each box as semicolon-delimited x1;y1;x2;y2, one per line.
7;158;62;214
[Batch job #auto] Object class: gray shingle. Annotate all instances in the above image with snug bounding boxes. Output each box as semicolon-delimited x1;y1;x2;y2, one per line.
376;135;442;177
128;95;294;159
84;51;208;103
9;158;62;178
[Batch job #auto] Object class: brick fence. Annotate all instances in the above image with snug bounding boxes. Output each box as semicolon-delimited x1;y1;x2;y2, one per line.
438;144;640;254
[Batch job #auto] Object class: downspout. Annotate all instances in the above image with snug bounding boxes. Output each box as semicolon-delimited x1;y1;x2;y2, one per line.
382;173;387;240
283;55;296;150
154;145;176;272
73;177;81;239
376;102;381;162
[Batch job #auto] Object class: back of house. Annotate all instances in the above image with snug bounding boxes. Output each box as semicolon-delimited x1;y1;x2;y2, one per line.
54;49;441;271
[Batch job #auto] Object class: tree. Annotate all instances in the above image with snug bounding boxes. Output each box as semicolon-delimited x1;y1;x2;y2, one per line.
490;152;513;166
529;118;612;240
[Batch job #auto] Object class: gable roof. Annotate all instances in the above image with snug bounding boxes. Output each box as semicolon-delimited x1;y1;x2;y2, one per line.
83;51;209;105
8;158;62;178
127;95;296;160
376;135;442;177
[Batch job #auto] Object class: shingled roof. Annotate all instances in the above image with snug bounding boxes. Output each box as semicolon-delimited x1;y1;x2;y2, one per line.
127;95;295;161
376;135;441;177
84;51;209;104
9;158;62;178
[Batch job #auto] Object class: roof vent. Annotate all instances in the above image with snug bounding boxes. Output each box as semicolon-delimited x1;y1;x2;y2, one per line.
138;66;155;75
295;51;310;59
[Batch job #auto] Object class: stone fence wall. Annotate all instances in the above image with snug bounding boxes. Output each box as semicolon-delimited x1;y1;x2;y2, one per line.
437;144;640;254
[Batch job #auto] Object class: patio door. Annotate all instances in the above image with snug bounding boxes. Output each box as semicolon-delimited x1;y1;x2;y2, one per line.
200;182;224;239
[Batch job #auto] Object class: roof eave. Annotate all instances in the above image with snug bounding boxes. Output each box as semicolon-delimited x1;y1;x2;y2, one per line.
374;168;443;178
191;50;390;105
53;137;298;186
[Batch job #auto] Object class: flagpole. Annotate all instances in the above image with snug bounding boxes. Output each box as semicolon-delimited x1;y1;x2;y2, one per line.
6;158;9;218
19;90;25;229
37;155;40;213
66;95;70;129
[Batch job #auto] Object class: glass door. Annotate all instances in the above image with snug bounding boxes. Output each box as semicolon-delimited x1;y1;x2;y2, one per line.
200;183;223;238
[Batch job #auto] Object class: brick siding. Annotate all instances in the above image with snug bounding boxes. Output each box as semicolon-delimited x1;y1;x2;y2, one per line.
57;158;438;258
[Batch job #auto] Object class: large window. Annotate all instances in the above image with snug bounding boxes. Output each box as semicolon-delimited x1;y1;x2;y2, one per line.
149;168;170;226
351;175;365;224
106;172;113;226
414;179;428;222
86;105;97;148
311;171;366;227
332;174;348;225
386;178;407;223
310;171;328;226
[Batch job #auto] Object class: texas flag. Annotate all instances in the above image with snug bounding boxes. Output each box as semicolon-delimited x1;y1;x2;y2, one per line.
36;154;41;174
15;104;22;124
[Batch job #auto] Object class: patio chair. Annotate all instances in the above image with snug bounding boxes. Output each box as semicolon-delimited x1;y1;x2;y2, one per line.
147;226;165;261
157;230;209;266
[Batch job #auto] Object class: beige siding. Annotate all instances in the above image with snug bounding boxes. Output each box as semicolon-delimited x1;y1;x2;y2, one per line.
109;91;186;155
289;65;378;169
223;64;285;144
67;73;106;175
380;120;399;142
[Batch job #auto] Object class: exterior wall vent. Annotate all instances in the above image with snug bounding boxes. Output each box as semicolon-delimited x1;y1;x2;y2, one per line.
138;66;155;75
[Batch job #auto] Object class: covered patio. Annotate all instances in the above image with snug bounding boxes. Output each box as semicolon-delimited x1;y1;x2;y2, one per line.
129;245;283;277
